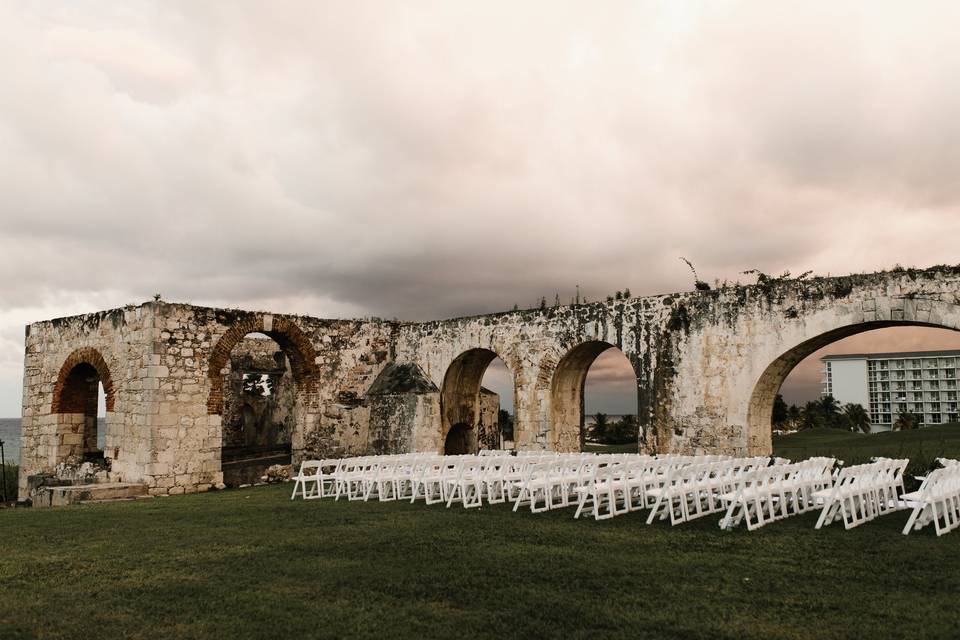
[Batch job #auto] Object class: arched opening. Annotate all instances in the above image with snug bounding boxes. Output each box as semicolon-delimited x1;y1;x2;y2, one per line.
480;356;515;448
444;423;473;455
51;348;115;466
215;331;299;486
748;321;960;452
440;349;516;453
551;341;639;452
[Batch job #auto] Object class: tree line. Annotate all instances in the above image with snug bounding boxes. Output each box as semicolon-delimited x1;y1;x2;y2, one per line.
772;394;922;432
587;413;640;445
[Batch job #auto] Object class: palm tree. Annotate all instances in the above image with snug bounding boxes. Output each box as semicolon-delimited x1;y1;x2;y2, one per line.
843;403;872;433
894;411;921;431
771;394;789;427
818;394;841;418
614;415;639;443
787;404;802;428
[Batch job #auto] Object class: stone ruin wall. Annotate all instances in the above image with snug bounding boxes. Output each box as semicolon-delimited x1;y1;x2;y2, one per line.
19;264;960;501
477;388;501;450
20;306;156;497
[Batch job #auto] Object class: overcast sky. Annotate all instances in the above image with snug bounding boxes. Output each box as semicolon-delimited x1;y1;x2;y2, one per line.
3;1;960;417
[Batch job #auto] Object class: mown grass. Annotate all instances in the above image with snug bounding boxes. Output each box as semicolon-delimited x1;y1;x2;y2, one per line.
3;427;960;639
583;442;638;454
1;480;959;640
774;424;960;483
773;423;960;459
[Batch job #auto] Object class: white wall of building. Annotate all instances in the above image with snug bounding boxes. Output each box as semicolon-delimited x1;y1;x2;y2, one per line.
828;359;870;411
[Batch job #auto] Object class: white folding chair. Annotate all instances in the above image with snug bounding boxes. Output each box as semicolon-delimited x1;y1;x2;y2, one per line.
902;466;960;536
290;460;322;500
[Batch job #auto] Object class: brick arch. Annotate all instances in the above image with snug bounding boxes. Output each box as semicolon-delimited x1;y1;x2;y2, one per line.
207;315;319;414
51;347;115;413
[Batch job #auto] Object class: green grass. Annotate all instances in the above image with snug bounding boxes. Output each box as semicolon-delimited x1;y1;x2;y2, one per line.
583;442;638;454
774;424;960;473
2;482;959;640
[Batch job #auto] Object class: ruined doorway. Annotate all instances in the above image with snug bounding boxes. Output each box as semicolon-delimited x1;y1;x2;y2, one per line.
220;333;294;486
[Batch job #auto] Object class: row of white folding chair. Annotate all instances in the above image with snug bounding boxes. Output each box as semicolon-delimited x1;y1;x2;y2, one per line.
365;454;445;502
901;464;960;536
572;455;738;521
290;458;343;500
645;457;772;526
573;459;644;520
405;453;560;508
510;457;612;513
812;458;906;530
291;455;386;501
719;458;837;531
490;453;594;508
410;454;513;507
309;452;749;511
575;456;712;521
514;453;654;513
334;454;422;501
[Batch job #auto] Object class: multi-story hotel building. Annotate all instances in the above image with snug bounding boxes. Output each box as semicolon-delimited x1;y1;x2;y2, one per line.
821;350;960;431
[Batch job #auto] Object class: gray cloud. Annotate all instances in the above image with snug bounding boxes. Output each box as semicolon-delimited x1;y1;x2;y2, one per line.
2;2;960;416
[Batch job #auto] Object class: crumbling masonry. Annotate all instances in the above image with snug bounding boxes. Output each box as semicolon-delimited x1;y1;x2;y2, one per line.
19;265;960;500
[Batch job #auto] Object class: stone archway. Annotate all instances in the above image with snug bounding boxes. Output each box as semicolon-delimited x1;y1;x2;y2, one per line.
746;319;960;454
207;315;319;485
440;348;514;451
207;316;319;415
549;341;639;452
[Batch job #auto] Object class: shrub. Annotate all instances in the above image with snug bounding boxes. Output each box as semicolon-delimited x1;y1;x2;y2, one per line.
2;463;17;503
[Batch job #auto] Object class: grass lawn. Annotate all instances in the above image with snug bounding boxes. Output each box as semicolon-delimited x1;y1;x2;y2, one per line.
773;424;960;471
583;442;638;454
2;479;960;639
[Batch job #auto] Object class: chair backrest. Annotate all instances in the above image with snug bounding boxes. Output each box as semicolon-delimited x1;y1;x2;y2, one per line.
299;460;322;475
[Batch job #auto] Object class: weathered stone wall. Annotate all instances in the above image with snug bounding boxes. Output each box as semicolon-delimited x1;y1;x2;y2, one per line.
145;304;395;496
20;264;960;500
477;388;500;450
20;305;158;497
662;267;960;455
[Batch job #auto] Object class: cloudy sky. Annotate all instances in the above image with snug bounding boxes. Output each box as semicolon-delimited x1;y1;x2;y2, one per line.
2;1;960;417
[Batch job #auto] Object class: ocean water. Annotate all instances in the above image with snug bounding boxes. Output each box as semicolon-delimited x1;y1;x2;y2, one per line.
0;418;20;464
